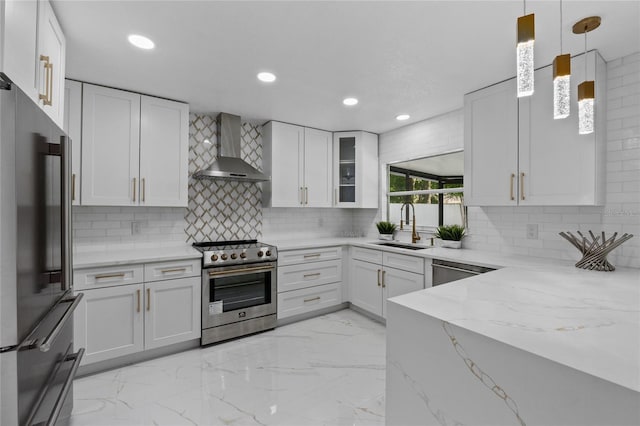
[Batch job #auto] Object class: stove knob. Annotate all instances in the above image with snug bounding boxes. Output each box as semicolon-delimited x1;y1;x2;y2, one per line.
265;250;272;257
221;254;228;260
240;252;247;259
230;253;238;260
257;251;264;257
211;254;218;261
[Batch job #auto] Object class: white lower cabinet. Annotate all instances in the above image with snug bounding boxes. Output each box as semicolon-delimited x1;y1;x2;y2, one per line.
277;282;342;319
144;277;200;350
74;284;144;365
350;247;425;319
277;246;343;320
74;259;201;366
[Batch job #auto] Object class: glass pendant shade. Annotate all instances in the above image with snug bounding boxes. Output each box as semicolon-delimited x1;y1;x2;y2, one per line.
553;54;571;119
578;80;595;135
517;13;535;97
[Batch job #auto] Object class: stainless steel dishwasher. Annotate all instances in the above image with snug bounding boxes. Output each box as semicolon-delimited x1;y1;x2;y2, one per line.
432;259;495;286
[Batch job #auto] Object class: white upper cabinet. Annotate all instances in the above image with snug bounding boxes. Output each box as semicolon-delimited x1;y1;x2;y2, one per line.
262;121;333;208
262;121;304;207
333;131;379;208
1;0;65;127
36;0;65;127
81;83;189;207
63;79;82;205
303;127;333;207
464;79;519;206
518;51;606;206
81;84;141;206
464;51;606;206
1;0;39;100
139;95;189;207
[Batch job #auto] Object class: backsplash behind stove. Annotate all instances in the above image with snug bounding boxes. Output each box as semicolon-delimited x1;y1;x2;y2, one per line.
185;113;263;242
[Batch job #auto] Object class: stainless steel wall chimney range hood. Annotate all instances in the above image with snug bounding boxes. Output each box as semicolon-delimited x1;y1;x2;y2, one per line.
193;113;269;182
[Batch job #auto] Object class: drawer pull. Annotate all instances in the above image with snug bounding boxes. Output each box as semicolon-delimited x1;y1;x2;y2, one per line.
382;270;386;288
377;269;381;287
160;267;187;274
95;272;126;280
147;288;150;311
136;289;141;313
303;253;321;259
304;296;321;303
303;272;321;279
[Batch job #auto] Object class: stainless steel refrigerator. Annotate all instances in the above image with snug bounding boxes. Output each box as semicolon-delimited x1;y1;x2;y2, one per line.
0;75;84;425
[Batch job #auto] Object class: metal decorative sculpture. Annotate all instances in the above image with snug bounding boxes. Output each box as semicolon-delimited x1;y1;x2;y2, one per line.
559;230;633;271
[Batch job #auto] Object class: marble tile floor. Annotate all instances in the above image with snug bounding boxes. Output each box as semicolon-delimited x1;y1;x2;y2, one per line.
70;309;386;426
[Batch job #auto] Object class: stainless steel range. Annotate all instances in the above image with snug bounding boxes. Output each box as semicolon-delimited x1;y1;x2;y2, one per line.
193;240;277;346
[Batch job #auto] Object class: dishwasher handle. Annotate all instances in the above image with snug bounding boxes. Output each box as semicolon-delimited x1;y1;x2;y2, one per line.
432;263;483;275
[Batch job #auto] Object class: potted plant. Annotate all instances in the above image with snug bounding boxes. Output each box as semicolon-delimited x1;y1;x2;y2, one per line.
434;224;466;248
376;221;397;240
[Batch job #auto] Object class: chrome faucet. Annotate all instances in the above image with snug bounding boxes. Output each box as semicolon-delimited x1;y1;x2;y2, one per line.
400;202;421;244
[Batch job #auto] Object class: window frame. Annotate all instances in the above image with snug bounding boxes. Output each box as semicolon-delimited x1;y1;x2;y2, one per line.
387;166;464;229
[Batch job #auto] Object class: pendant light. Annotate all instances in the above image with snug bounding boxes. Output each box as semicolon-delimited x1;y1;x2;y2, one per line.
517;1;535;97
553;0;570;119
573;16;601;135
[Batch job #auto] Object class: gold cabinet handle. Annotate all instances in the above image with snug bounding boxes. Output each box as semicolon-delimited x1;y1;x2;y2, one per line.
300;187;304;205
303;272;321;279
133;177;137;202
305;187;309;205
382;270;386;288
146;288;150;311
47;61;53;106
303;253;321;259
95;272;125;280
510;173;515;201
142;178;146;202
38;55;52;105
377;269;381;287
160;267;187;274
520;172;525;201
304;296;321;303
72;174;76;202
136;289;141;313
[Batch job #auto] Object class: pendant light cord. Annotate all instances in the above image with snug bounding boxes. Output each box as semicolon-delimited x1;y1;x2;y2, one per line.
585;31;588;78
559;0;563;52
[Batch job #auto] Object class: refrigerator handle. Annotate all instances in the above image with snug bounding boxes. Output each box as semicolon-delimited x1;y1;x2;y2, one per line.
60;136;72;292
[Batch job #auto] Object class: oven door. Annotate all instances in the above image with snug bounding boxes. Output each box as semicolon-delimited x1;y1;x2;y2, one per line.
202;262;277;329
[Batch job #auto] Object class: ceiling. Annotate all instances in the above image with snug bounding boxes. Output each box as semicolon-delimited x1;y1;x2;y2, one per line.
391;151;464;177
54;1;640;134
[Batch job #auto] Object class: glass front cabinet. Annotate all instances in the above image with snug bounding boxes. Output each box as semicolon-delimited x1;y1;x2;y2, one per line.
333;131;379;208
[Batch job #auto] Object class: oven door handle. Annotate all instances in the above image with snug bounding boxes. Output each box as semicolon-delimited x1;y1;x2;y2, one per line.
207;265;275;277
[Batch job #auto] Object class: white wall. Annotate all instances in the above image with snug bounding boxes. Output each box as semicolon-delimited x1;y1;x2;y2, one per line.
379;52;639;268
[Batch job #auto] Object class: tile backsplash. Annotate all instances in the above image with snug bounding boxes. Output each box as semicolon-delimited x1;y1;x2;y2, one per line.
184;114;263;242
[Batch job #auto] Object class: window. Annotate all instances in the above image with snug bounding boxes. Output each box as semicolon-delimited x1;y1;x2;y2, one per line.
387;152;465;230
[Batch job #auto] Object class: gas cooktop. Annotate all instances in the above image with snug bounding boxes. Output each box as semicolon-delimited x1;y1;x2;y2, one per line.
192;239;277;267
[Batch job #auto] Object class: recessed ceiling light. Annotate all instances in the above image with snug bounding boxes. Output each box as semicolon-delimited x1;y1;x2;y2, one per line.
343;97;358;106
396;114;410;121
128;34;155;50
257;72;277;83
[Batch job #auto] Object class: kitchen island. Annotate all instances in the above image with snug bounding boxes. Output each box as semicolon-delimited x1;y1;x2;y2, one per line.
386;266;640;426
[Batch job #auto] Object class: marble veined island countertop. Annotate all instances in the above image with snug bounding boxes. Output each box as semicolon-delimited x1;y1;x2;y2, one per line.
386;265;640;425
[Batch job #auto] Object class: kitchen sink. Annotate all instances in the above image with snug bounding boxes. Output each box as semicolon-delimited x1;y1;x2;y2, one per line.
373;242;432;250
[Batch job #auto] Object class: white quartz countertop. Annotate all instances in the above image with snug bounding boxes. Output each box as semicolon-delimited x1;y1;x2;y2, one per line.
389;265;640;393
73;244;202;269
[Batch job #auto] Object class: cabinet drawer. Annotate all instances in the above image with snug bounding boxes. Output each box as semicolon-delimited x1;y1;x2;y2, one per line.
144;259;201;282
278;246;342;266
351;246;383;264
74;264;144;290
277;282;342;320
382;252;424;274
278;259;342;292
